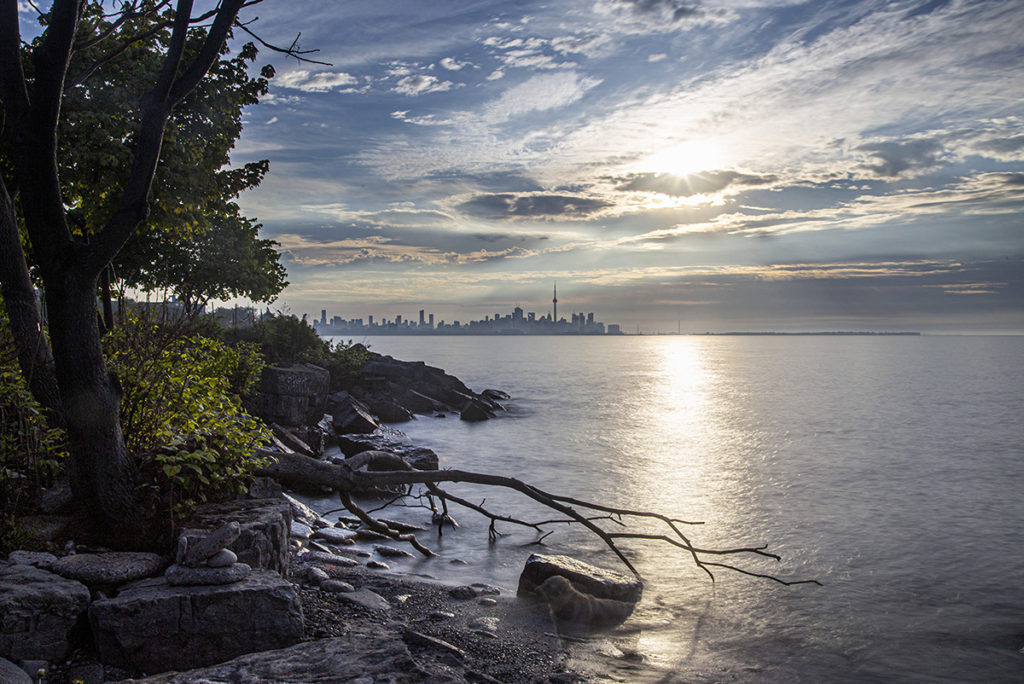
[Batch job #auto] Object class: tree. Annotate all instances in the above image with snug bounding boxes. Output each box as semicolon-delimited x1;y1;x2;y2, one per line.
0;0;293;545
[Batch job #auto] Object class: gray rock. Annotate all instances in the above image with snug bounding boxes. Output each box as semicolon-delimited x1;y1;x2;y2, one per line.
89;571;303;673
0;656;33;684
289;521;313;539
6;550;57;570
297;551;359;568
165;562;251;586
206;549;237;568
245;476;283;500
120;627;429;683
330;394;379;434
355;528;389;541
449;585;477;600
428;610;455;620
517;553;643;603
374;544;414;558
0;564;90;662
320;579;354;593
184;498;291;577
469;616;500;633
51;552;164;585
304;566;329;585
460;400;491;422
479;597;498;607
181;522;241;568
283;493;327;529
366;560;390;570
472;583;502;595
250;363;329;427
337;588;390;612
314;526;358;545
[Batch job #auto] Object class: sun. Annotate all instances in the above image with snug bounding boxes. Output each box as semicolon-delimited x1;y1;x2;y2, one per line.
640;139;723;177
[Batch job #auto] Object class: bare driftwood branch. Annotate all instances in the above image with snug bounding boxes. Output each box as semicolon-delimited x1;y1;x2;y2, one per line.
259;449;820;585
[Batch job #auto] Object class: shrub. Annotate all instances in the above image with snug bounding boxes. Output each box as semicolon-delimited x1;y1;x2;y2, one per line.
104;312;272;520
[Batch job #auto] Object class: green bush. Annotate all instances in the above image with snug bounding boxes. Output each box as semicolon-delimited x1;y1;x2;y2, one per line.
105;312;272;519
0;301;68;552
223;313;369;389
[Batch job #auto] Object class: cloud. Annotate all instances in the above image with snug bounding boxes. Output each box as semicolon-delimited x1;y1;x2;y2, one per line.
275;232;537;266
457;193;613;220
482;71;602;122
970;134;1024;162
647;53;668;62
393;74;459;96
439;57;472;71
612;170;777;196
592;0;735;34
857;138;946;177
275;69;361;93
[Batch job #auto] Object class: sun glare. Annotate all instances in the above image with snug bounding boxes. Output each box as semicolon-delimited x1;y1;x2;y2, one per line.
641;140;723;177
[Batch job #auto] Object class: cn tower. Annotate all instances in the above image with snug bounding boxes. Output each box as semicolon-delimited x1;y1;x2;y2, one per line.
552;282;558;322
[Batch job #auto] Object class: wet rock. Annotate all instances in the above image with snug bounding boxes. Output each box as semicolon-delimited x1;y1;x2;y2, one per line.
314;527;358;545
449;558;469;566
165;563;251;586
449;585;477;600
320;579;355;593
428;610;456;620
517;553;643;603
329;394;379;434
355;528;389;541
337;588;390;612
471;583;502;596
482;389;511;401
535;575;636;628
290;521;313;539
0;564;90;662
246;476;283;500
297;551;359;568
284;493;328;529
374;544;414;558
366;561;390;570
51;551;164;586
366;399;414;424
89;571;303;673
334;429;439;470
460;400;491;422
479;598;498;607
6;550;57;570
304;566;329;585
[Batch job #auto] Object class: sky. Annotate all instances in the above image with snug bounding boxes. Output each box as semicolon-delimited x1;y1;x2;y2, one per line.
38;0;1024;332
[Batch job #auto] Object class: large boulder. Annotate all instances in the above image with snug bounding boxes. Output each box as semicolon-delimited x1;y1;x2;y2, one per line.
250;363;329;427
89;571;303;673
334;429;439;470
182;498;291;577
0;564;90;662
517;553;643;604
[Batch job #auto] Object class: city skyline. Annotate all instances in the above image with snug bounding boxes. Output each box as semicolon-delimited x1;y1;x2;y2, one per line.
208;0;1021;333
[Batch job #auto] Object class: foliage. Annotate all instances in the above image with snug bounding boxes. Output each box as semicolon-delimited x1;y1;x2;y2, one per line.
104;312;272;519
0;300;67;552
50;3;285;308
222;313;370;389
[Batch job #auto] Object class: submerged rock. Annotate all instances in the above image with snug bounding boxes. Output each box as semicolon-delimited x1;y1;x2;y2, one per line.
517;553;643;604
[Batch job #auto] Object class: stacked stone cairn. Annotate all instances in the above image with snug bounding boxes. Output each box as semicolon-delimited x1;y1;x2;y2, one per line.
165;521;251;586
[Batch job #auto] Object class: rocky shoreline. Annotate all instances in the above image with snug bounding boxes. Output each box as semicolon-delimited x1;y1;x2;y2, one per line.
1;353;643;683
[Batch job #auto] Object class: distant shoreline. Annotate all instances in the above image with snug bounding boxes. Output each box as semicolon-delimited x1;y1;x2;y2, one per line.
320;330;922;337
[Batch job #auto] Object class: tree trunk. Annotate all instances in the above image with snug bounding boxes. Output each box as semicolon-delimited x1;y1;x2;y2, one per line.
45;270;141;546
0;178;63;422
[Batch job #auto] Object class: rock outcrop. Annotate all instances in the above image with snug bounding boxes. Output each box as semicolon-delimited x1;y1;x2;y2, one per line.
249;363;330;426
182;498;291;577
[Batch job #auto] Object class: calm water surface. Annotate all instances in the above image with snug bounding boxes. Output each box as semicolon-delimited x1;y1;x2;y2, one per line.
318;335;1024;682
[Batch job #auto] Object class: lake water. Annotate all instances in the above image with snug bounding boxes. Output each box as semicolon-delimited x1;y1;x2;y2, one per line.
317;334;1024;682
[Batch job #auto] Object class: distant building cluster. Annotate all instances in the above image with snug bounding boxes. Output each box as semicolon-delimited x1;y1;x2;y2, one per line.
311;286;622;336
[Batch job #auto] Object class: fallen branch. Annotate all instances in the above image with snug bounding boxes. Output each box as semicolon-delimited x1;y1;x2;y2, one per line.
258;449;818;585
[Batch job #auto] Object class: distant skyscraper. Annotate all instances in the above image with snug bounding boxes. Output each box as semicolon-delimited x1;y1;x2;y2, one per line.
419;309;425;326
553;283;558;322
429;313;434;328
320;309;327;326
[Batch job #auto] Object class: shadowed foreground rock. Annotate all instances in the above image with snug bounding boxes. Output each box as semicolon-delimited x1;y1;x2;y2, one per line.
0;564;90;662
518;553;644;604
89;570;303;672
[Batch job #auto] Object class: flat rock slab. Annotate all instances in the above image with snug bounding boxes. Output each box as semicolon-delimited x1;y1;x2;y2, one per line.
51;552;164;585
89;570;303;673
0;564;90;662
336;588;391;612
6;551;58;570
313;526;358;544
517;553;643;603
124;628;415;683
183;498;291;577
297;551;360;568
164;562;251;586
